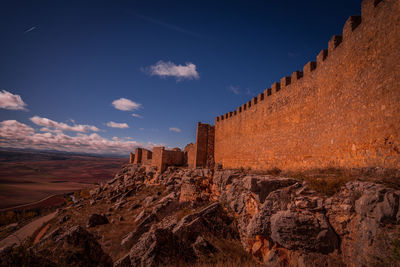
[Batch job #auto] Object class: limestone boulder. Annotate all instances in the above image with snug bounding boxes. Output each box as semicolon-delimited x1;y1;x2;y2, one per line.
45;225;113;266
270;210;339;253
242;175;297;203
87;214;109;228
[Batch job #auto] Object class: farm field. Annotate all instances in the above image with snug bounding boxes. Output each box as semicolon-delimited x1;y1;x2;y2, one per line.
0;149;127;209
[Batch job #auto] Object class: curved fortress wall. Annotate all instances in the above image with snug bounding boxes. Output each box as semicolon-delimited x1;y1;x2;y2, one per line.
214;0;400;171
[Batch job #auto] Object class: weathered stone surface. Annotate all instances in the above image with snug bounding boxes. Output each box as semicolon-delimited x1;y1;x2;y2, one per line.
270;210;339;253
214;0;400;172
173;202;238;242
0;245;57;267
14;159;400;267
192;236;218;258
49;225;112;266
325;181;400;266
87;214;109;228
242;175;297;203
128;227;194;267
121;213;156;249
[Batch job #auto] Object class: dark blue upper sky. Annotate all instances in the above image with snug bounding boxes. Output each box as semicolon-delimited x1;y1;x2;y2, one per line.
0;0;362;154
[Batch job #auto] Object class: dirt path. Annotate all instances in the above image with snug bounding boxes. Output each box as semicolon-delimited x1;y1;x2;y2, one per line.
0;212;57;251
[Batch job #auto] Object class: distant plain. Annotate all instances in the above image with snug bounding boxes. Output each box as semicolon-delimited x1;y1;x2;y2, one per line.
0;150;127;209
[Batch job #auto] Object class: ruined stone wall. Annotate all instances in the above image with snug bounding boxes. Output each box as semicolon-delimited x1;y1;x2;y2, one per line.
129;153;135;164
133;148;143;164
152;147;164;171
141;149;153;165
184;143;196;168
206;125;215;169
133;148;152;165
152;147;184;172
163;150;184;166
194;123;215;168
215;0;400;171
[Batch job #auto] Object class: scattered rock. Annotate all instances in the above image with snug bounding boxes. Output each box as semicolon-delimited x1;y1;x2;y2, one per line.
87;214;109;228
38;225;113;266
17;167;400;267
192;236;217;257
270;210;339;253
128;227;195;267
59;215;70;224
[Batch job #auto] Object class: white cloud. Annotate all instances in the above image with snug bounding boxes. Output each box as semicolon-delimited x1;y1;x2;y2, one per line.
30;116;99;132
131;113;143;118
228;85;240;95
107;121;129;129
0;120;159;155
112;98;142;111
169;127;181;133
0;120;35;139
39;127;63;134
145;61;199;81
0;90;28;111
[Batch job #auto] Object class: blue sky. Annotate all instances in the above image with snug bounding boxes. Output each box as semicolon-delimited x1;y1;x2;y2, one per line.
0;0;362;155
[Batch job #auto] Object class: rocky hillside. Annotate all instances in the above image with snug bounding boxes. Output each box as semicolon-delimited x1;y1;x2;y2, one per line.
1;165;400;266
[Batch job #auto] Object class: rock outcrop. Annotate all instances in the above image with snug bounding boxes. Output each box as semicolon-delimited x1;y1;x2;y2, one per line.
3;164;400;267
87;214;109;228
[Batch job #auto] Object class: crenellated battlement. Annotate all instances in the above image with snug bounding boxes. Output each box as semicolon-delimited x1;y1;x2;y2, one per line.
214;0;391;125
214;0;400;171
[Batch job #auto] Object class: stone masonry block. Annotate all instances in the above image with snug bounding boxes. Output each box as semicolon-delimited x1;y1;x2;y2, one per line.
317;49;328;65
272;82;281;93
291;70;303;80
328;35;343;52
280;76;291;88
303;61;316;75
343;16;362;39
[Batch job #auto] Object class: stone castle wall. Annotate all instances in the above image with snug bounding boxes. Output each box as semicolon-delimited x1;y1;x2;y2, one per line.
184;143;196;169
214;0;400;171
131;123;214;173
194;122;215;168
152;147;184;172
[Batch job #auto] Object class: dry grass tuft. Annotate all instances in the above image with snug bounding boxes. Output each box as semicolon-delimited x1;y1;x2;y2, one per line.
282;167;400;196
302;176;351;196
167;238;262;267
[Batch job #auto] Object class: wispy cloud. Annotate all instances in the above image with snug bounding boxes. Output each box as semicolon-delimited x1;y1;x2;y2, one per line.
245;88;254;95
106;121;129;129
227;85;253;96
135;13;202;38
0;120;159;155
24;26;37;34
144;61;199;81
131;113;143;118
30;116;99;132
0;90;28;111
169;127;181;133
112;98;142;111
228;85;240;95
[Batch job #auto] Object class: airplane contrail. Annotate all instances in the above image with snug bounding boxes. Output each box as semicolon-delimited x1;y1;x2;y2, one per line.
24;26;37;34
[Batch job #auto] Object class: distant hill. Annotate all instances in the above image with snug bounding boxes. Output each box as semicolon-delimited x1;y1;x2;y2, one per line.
0;148;126;162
